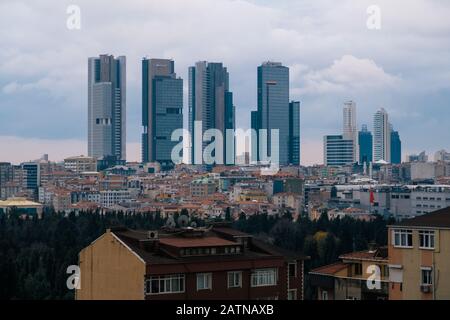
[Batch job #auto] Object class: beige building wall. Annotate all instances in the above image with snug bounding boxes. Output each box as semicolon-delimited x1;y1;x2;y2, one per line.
389;228;450;300
76;230;146;300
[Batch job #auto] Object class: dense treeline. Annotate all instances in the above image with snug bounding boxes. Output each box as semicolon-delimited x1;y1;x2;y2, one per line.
0;209;393;300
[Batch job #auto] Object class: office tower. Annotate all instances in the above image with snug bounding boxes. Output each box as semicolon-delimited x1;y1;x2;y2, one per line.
142;58;183;169
250;110;259;163
343;101;358;162
88;54;126;161
373;108;391;163
435;150;450;162
323;135;354;166
0;162;13;199
390;129;402;164
408;151;428;163
289;101;301;165
254;62;290;166
188;61;235;166
358;124;373;164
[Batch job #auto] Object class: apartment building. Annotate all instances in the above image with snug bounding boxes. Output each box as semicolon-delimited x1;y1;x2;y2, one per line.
309;247;389;300
76;226;308;300
388;207;450;300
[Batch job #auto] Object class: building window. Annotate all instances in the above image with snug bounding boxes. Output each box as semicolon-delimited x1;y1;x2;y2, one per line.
197;273;212;291
251;268;277;287
288;262;297;278
288;289;297;300
419;231;435;249
227;271;242;288
421;269;433;285
146;274;185;295
321;291;329;300
354;263;362;276
393;229;413;248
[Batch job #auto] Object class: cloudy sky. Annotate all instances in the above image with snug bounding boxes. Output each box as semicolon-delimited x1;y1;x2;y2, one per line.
1;0;449;165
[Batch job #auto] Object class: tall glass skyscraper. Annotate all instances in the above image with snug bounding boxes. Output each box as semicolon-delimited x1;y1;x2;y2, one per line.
255;62;290;166
142;58;183;169
88;54;126;161
358;124;373;164
289;101;301;165
323;135;354;166
391;129;402;164
343;101;358;162
188;61;235;166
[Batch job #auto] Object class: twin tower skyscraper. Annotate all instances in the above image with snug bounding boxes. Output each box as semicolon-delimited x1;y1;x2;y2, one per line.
88;55;301;169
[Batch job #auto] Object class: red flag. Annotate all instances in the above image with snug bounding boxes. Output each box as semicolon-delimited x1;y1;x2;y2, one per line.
370;189;375;204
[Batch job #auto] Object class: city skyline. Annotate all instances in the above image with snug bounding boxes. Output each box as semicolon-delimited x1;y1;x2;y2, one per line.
1;0;450;165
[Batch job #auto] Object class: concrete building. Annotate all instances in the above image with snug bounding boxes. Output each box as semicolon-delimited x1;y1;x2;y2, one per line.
323;135;354;167
343;101;358;163
434;150;450;162
373;108;391;163
388;208;450;299
64;156;97;173
310;247;389;300
142;58;183;169
76;226;308;300
88;54;126;161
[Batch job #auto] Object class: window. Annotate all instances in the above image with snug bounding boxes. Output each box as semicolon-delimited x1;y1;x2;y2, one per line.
146;274;185;295
393;229;413;248
321;291;329;300
288;262;297;278
227;271;242;288
197;273;212;290
354;263;362;276
251;268;277;287
288;289;297;300
419;231;435;249
421;269;433;285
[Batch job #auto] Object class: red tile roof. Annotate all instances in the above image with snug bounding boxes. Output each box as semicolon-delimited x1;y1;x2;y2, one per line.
309;262;348;276
159;236;237;248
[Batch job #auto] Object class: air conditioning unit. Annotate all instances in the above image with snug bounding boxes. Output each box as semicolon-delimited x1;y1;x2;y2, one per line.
147;230;159;240
420;285;432;293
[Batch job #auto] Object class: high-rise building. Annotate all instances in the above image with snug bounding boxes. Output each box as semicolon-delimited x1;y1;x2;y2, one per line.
289;101;301;165
373;108;391;163
390;129;402;164
323;135;354;167
188;61;235;166
254;62;290;166
142;58;183;169
358;125;373;164
251;110;260;163
434;150;450;162
88;54;126;161
343;101;358;162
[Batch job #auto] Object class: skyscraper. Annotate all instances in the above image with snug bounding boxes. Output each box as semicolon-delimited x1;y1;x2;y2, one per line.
255;62;290;166
390;129;402;164
142;58;183;169
188;61;235;166
343;101;358;162
373;108;391;163
289;101;301;165
358;124;373;164
88;54;126;161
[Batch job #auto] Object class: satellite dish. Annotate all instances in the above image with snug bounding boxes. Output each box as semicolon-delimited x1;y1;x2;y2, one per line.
166;216;176;228
190;221;197;228
177;215;189;228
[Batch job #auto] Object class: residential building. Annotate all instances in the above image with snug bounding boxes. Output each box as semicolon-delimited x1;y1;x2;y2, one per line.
323;135;354;167
64;156;97;173
343;101;358;163
310;247;389;300
88;54;126;161
373;108;390;163
76;226;308;300
388;207;450;299
190;178;216;198
142;58;183;169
